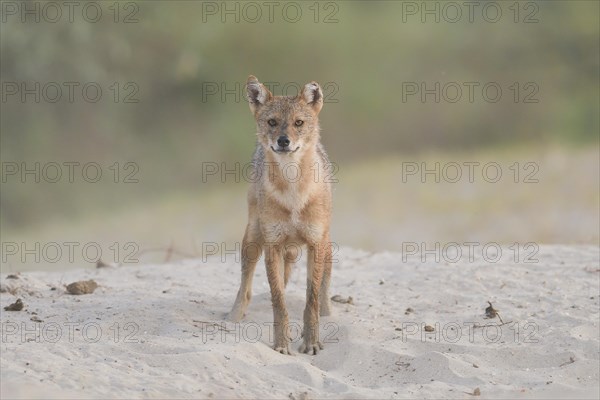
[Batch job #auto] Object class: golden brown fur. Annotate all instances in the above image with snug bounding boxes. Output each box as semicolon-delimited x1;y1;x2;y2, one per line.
228;75;333;355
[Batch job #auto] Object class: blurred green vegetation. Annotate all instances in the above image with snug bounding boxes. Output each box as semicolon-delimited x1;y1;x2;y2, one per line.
0;1;598;266
3;144;598;272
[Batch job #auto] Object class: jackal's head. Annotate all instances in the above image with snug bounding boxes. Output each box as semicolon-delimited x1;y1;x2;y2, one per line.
246;75;323;159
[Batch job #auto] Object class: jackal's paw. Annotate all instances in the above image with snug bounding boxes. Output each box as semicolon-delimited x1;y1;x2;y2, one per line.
320;303;332;317
299;340;323;355
227;308;244;323
273;344;294;355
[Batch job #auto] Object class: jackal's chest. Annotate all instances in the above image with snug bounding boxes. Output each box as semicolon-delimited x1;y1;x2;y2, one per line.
261;189;324;244
265;180;310;215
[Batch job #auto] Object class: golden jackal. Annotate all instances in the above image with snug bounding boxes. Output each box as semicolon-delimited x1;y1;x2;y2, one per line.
228;75;333;355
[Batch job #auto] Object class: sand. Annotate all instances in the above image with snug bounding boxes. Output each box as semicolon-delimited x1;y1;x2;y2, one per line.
1;245;599;399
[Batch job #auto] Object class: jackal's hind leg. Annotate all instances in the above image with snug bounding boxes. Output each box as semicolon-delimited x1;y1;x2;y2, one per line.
319;238;332;317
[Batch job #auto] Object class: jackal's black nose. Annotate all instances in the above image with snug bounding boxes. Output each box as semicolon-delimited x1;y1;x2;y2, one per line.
277;135;290;148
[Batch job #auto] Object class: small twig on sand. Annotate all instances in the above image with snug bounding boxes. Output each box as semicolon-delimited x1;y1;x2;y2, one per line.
136;246;196;262
559;356;575;367
472;320;513;329
192;320;232;332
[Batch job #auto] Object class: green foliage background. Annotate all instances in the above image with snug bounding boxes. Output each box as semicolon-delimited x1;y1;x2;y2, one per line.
0;1;598;270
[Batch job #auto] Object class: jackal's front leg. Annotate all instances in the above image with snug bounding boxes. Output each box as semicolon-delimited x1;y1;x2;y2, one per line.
265;244;292;355
228;226;262;322
299;241;326;355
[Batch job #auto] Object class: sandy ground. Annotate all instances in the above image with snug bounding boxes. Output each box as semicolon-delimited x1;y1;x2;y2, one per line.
1;245;599;399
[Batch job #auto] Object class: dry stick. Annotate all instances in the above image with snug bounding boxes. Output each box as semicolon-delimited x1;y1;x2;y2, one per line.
559;357;575;367
472;320;513;329
164;240;175;263
136;246;197;261
493;312;505;324
193;320;232;332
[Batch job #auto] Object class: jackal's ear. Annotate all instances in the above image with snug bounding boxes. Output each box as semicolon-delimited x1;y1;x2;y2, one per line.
246;75;272;114
302;81;323;114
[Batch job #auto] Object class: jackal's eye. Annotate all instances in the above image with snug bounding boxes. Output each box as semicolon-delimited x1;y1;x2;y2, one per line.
267;119;277;127
295;120;304;127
